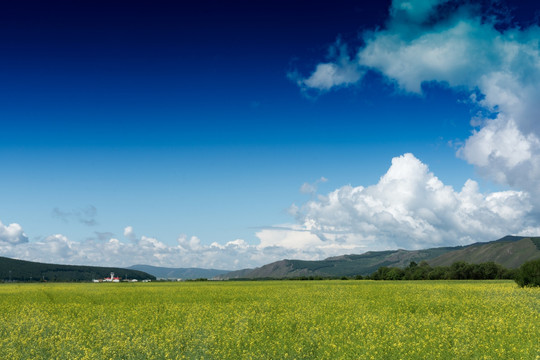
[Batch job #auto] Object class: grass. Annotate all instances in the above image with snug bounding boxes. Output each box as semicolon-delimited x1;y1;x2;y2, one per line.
0;280;538;359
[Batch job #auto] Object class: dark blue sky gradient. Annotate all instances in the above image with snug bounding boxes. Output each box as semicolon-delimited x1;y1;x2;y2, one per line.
1;0;526;247
0;0;403;148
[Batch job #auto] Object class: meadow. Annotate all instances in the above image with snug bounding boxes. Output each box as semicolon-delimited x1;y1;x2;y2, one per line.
0;280;538;359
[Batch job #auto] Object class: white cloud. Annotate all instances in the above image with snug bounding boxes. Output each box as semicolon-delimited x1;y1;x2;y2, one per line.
299;176;328;194
256;225;322;250
297;0;540;205
458;116;540;189
0;223;285;270
1;154;538;269
123;226;136;240
301;62;363;91
275;154;537;253
0;221;28;245
299;182;317;194
294;40;364;92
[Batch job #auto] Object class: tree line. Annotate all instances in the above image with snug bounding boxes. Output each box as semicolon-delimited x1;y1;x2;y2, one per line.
367;259;540;287
287;259;540;287
0;256;155;282
368;261;515;281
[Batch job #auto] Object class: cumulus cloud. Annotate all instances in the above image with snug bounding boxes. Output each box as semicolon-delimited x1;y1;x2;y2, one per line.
123;226;136;240
275;153;539;253
0;222;280;270
1;154;538;268
297;0;540;205
0;221;28;245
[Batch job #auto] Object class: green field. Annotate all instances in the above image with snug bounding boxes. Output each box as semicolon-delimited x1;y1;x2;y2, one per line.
0;281;538;359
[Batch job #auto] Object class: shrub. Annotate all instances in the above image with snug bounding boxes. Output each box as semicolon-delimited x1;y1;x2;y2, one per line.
515;258;540;287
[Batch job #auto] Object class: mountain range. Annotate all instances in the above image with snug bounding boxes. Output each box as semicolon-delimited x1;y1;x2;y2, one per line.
127;264;229;280
2;235;538;281
218;236;540;279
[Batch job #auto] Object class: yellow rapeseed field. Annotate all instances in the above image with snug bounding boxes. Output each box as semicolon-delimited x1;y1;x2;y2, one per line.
0;280;538;359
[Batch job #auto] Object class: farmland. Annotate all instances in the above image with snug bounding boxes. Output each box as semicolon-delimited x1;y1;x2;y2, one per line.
0;281;538;359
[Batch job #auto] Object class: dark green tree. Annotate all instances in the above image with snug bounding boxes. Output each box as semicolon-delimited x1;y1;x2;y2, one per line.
515;258;540;287
449;261;473;279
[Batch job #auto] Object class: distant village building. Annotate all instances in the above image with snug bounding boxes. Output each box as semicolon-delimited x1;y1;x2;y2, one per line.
92;272;145;283
104;272;120;282
93;272;121;283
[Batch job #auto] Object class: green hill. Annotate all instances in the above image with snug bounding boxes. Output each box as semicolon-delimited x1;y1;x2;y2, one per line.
0;256;155;282
220;235;539;279
221;247;458;279
428;237;540;268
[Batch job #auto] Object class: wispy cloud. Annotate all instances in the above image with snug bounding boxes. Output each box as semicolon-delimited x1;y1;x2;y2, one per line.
289;39;364;94
52;205;98;226
299;176;328;195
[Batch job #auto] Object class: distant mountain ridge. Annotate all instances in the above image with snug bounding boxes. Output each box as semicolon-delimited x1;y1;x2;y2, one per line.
128;264;230;280
219;236;540;279
0;257;155;282
3;236;537;282
428;236;540;268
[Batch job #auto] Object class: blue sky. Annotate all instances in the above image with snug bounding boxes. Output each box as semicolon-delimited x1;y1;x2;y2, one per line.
1;0;540;269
